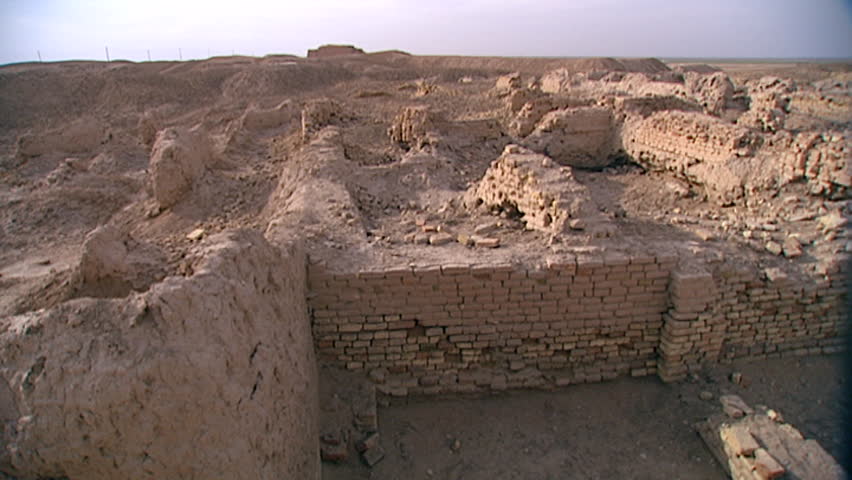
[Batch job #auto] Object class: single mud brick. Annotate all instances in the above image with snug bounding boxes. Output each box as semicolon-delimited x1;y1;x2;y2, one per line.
753;448;785;479
320;430;342;446
356;432;380;453
765;241;783;256
186;228;205;241
429;233;454;245
783;236;803;258
763;268;788;284
361;446;385;467
414;234;430;245
472;236;500;248
721;424;759;456
321;443;348;463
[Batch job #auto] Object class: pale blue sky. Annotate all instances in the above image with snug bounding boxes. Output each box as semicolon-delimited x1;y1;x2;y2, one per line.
1;0;850;64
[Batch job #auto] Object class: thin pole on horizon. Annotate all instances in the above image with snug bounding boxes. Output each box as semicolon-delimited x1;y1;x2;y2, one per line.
179;48;182;61
37;50;42;62
147;50;151;62
105;46;110;62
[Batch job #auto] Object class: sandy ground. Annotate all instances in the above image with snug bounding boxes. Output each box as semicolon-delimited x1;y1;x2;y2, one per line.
323;354;850;479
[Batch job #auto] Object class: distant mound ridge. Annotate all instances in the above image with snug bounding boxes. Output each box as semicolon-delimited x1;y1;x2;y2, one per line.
307;44;366;58
674;64;723;74
618;58;671;74
392;56;672;76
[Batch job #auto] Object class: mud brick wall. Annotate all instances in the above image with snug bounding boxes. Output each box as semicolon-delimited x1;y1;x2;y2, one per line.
657;262;849;381
789;92;852;124
309;253;848;393
714;265;848;360
309;253;675;395
622;110;758;170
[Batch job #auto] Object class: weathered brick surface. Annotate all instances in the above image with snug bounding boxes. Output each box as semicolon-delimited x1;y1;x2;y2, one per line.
309;253;847;394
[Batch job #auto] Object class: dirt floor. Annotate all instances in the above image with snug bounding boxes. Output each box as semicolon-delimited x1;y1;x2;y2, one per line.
323;354;849;480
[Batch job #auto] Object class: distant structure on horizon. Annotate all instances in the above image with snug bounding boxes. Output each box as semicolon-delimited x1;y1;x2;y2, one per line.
307;44;366;58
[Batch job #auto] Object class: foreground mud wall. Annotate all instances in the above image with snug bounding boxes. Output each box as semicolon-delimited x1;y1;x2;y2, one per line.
308;254;847;395
0;231;319;480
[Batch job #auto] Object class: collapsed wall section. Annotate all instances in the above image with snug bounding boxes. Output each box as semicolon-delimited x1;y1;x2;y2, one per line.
309;253;675;394
0;230;320;480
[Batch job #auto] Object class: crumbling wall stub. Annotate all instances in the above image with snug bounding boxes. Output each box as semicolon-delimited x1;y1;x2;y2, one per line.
800;131;850;198
148;127;212;210
0;230;320;480
387;105;443;150
465;145;613;237
523;106;616;169
16;117;111;159
301;98;341;142
685;71;735;116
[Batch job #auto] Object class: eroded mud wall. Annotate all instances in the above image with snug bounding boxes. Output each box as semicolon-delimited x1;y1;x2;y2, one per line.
1;230;319;480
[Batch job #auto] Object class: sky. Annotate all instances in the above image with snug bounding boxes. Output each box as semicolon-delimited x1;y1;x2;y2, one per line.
1;0;851;64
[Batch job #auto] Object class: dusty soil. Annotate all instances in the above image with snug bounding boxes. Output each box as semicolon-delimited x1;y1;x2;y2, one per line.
323;354;849;480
